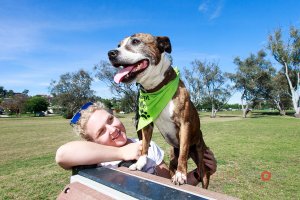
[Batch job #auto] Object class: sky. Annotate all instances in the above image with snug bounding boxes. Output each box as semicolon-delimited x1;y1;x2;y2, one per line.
1;0;300;104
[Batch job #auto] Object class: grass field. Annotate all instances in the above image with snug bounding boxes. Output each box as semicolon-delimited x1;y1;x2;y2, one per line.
0;111;299;199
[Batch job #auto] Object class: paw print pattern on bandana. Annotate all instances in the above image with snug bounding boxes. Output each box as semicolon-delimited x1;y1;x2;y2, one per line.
140;109;150;119
138;95;151;120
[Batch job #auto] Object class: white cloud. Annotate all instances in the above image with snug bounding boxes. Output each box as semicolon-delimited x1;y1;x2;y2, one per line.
198;0;209;12
38;82;51;87
190;52;221;60
0;20;40;59
0;79;28;85
172;49;221;64
209;2;223;20
198;0;224;20
0;16;140;62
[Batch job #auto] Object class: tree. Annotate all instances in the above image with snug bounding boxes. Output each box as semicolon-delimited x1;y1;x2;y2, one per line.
183;64;204;109
25;96;49;115
94;97;114;109
268;26;300;117
0;87;15;99
184;60;232;117
94;61;138;112
0;86;7;98
7;90;14;97
268;73;292;115
228;50;276;118
1;93;28;116
22;89;29;95
49;69;95;118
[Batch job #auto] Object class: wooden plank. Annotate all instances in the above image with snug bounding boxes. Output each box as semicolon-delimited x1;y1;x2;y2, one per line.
57;182;114;200
71;175;137;200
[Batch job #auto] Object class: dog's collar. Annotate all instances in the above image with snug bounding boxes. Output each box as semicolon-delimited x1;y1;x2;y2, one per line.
141;66;177;93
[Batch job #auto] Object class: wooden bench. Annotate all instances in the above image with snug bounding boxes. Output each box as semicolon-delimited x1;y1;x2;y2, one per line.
58;166;238;200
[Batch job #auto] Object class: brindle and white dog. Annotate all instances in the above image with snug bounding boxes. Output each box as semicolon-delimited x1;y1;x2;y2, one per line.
108;33;210;188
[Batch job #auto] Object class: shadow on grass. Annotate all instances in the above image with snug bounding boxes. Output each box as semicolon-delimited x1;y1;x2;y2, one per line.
250;111;295;118
218;115;241;118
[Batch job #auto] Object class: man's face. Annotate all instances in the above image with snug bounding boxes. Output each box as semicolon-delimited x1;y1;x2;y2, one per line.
85;109;127;147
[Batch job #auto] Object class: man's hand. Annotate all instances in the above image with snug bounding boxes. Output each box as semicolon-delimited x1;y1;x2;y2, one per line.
185;149;217;186
119;141;142;161
203;149;217;175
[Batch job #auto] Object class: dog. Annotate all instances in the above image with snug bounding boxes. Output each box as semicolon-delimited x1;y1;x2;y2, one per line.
108;33;210;188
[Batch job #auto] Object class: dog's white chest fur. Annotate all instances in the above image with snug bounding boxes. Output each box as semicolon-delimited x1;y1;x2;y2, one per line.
154;100;179;148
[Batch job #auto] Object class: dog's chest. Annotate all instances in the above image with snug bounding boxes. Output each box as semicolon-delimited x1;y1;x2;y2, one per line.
154;100;179;148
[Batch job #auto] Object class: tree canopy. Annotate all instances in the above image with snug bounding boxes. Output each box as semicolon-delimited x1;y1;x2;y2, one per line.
25;96;49;115
228;50;276;117
268;26;300;117
0;93;28;116
49;69;95;118
184;60;232;117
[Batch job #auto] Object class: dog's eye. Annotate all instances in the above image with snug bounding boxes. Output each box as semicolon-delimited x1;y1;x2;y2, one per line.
132;38;141;45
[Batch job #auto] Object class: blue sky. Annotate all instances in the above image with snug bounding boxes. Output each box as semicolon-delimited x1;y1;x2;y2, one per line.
1;0;300;103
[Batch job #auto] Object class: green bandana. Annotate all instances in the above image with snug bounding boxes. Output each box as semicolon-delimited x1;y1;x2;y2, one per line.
137;68;179;131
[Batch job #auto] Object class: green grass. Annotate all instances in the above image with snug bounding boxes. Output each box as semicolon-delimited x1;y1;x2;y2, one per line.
0;116;74;200
0;112;299;199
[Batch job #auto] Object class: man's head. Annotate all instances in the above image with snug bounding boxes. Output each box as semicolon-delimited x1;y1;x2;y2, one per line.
71;102;127;147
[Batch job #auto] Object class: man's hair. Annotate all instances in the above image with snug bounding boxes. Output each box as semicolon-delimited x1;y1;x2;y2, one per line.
72;102;111;141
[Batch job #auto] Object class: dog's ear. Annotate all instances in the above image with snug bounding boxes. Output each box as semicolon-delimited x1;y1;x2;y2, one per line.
156;36;172;53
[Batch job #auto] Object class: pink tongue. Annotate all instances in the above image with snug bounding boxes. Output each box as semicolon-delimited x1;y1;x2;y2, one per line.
114;66;135;83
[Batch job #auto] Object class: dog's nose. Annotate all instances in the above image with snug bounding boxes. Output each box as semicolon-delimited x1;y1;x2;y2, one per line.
108;50;119;59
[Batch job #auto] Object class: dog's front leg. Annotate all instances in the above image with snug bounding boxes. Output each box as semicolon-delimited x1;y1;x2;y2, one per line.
129;123;153;171
172;124;190;185
169;147;179;179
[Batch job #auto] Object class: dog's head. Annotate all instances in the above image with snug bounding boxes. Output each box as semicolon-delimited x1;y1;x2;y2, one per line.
108;33;172;84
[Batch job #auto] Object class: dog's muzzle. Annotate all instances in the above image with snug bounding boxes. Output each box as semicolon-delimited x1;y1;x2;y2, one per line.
108;50;119;62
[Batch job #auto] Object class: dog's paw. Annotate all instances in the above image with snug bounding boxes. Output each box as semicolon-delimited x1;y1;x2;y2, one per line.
129;163;137;171
136;155;147;171
172;171;187;185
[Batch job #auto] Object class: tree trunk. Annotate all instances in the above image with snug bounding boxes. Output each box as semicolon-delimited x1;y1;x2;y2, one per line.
284;63;300;117
290;89;300;117
242;108;251;118
273;100;286;116
294;95;300;118
280;109;286;116
210;108;217;118
241;99;250;118
210;102;218;118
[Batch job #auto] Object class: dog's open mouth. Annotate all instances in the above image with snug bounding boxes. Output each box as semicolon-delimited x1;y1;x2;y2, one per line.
114;59;149;83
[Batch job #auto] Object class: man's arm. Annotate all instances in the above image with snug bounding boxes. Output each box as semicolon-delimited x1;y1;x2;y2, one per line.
55;141;141;170
155;161;171;179
203;149;217;174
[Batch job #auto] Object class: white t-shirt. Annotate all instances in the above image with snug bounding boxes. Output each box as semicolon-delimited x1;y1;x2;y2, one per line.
99;138;164;174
